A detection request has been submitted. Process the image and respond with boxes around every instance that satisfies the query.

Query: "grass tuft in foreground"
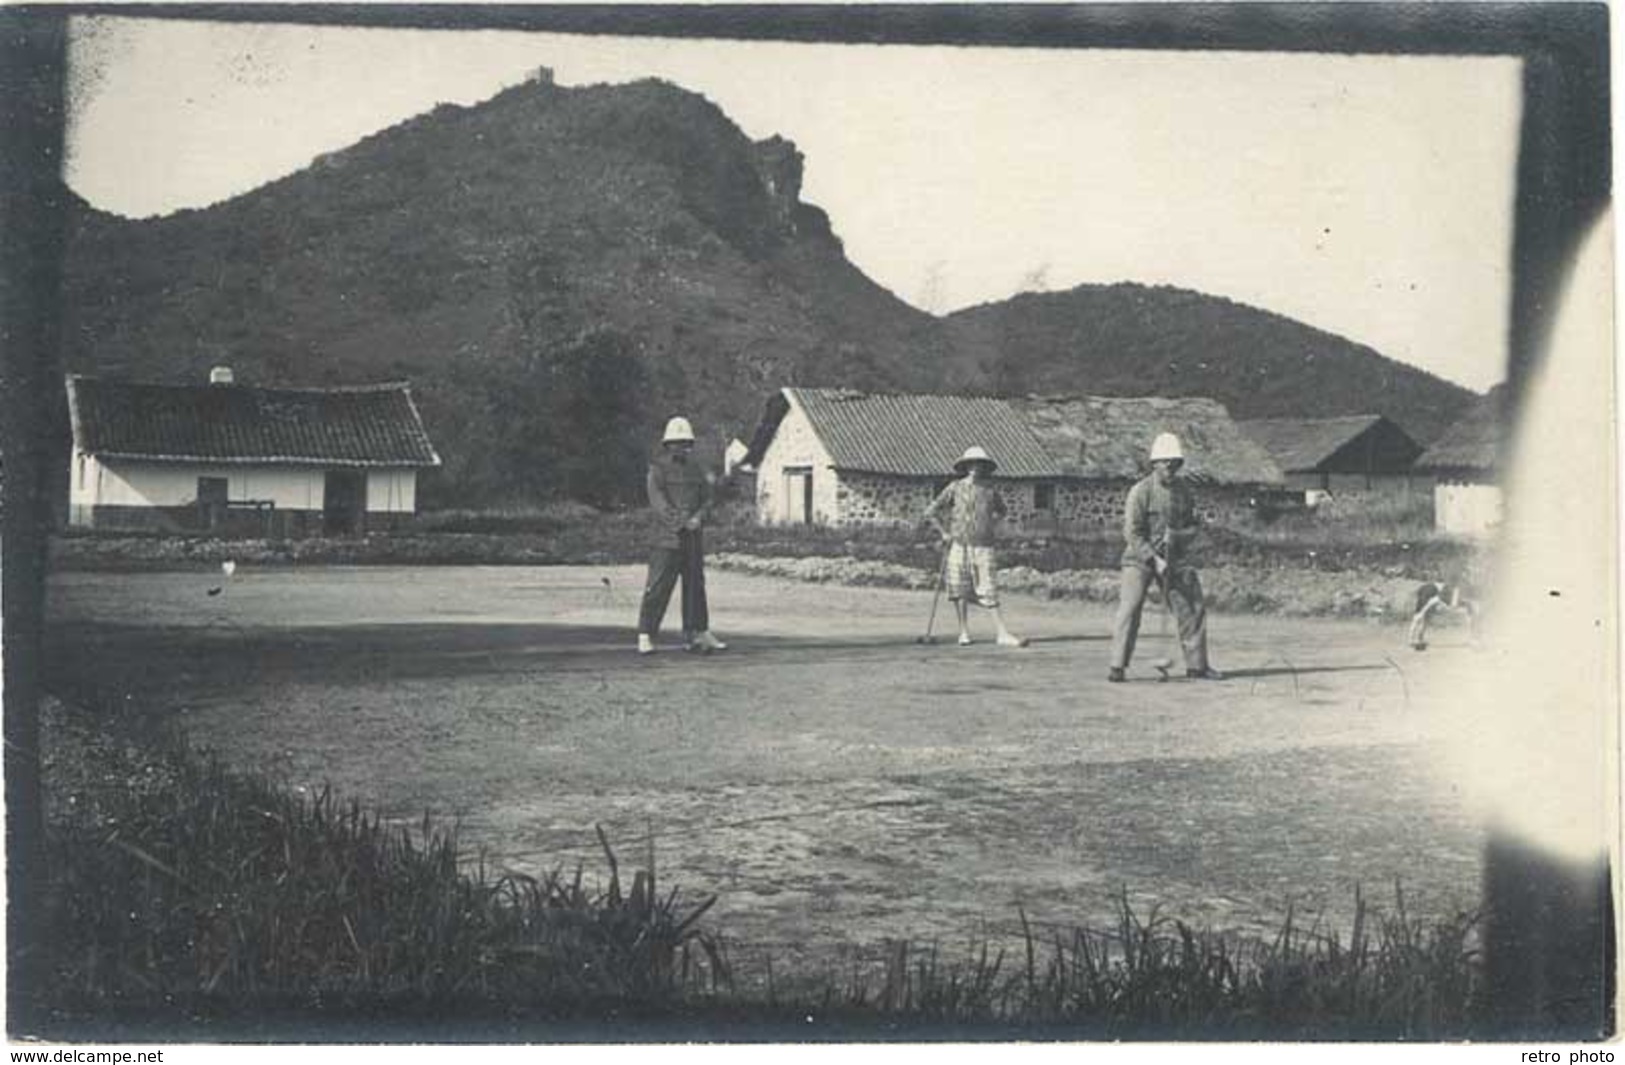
[39,742,726,1027]
[35,708,1482,1038]
[814,888,1479,1037]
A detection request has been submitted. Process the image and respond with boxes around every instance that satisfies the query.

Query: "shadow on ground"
[42,620,1116,705]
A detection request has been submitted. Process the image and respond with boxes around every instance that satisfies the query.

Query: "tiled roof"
[66,375,441,467]
[1238,415,1395,473]
[1414,386,1507,473]
[748,388,1281,485]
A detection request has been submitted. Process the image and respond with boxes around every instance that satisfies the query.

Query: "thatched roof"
[1012,396,1282,484]
[746,388,1282,485]
[1238,415,1421,473]
[66,375,441,467]
[1414,387,1508,474]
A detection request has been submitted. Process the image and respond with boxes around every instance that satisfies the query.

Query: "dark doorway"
[323,470,365,536]
[196,476,228,531]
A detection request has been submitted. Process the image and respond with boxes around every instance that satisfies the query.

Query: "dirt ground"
[44,564,1489,988]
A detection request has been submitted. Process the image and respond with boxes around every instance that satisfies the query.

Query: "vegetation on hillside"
[60,77,1473,510]
[946,284,1474,445]
[461,328,655,506]
[59,78,951,509]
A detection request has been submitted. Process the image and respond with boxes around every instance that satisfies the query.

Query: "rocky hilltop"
[60,73,1474,506]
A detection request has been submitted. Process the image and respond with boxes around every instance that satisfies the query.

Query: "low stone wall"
[831,474,1261,535]
[1058,484,1257,528]
[834,473,939,528]
[1051,482,1123,528]
[1192,487,1265,528]
[709,551,1424,621]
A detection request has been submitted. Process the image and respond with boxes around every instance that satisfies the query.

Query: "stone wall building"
[742,388,1282,535]
[66,369,441,537]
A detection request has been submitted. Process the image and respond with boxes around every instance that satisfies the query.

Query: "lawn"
[44,564,1488,994]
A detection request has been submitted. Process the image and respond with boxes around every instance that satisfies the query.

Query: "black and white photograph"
[2,3,1615,1051]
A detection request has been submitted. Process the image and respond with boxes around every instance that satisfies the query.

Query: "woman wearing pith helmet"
[637,415,727,655]
[1107,432,1221,682]
[924,445,1027,648]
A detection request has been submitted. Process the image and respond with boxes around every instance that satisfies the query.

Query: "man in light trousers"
[637,416,727,655]
[1108,432,1221,682]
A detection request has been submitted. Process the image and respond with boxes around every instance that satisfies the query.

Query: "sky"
[65,16,1522,391]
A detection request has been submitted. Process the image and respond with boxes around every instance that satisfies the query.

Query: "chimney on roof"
[209,366,234,385]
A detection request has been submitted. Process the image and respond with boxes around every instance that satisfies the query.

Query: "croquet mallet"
[917,543,952,645]
[1151,549,1175,680]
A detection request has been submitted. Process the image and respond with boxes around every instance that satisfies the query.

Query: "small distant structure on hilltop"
[65,367,441,537]
[740,387,1282,534]
[1413,386,1509,537]
[1238,414,1427,505]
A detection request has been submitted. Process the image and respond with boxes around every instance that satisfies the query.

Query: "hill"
[58,74,1475,509]
[58,74,961,506]
[945,284,1476,446]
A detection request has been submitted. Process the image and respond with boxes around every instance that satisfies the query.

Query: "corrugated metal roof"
[789,388,1059,477]
[1237,415,1389,473]
[66,375,441,467]
[764,388,1282,485]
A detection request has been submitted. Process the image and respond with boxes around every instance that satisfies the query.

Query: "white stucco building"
[65,369,441,536]
[1414,386,1507,538]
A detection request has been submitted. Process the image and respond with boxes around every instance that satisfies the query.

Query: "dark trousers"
[638,530,709,636]
[1109,563,1209,671]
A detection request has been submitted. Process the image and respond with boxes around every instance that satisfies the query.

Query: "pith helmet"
[953,445,998,473]
[662,416,696,444]
[1149,432,1185,463]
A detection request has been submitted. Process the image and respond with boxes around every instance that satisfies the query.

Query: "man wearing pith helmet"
[924,445,1027,648]
[637,416,727,655]
[1107,432,1221,682]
